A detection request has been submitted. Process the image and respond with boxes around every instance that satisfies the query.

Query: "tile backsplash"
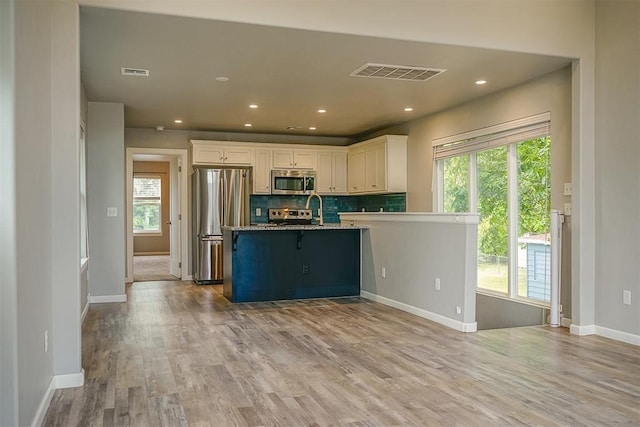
[250,193,406,224]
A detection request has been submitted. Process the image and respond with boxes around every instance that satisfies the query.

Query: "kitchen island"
[222,225,367,303]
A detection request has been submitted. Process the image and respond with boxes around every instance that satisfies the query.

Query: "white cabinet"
[272,149,316,169]
[347,135,407,194]
[192,143,253,165]
[253,149,272,194]
[317,151,347,194]
[347,148,366,192]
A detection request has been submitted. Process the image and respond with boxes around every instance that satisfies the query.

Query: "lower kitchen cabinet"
[223,228,361,302]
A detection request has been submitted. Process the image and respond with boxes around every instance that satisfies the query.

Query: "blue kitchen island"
[222,225,366,303]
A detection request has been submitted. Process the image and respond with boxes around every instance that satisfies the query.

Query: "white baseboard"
[570,323,596,335]
[561,316,572,328]
[89,294,127,304]
[184,274,193,281]
[31,377,56,427]
[595,325,640,346]
[55,369,85,389]
[81,299,90,324]
[361,291,477,333]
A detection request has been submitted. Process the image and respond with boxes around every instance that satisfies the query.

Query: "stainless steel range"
[268,208,313,225]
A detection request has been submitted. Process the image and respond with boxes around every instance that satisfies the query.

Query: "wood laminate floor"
[44,281,640,426]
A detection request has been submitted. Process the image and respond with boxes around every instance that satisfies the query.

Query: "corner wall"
[594,0,640,340]
[87,102,126,299]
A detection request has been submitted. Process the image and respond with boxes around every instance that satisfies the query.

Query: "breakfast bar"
[222,225,366,303]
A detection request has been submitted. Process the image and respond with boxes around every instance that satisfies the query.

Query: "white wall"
[14,2,55,423]
[342,213,478,332]
[0,0,18,424]
[88,102,126,298]
[594,0,640,337]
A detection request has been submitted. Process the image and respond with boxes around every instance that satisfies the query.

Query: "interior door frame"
[125,147,189,282]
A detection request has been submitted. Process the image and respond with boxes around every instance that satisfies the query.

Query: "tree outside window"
[133,176,162,233]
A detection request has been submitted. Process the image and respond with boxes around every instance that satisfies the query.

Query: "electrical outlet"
[456,306,462,315]
[563,182,572,196]
[106,207,118,217]
[302,264,309,275]
[623,290,631,305]
[381,267,386,278]
[256,208,262,216]
[44,330,48,353]
[564,203,572,216]
[435,277,441,291]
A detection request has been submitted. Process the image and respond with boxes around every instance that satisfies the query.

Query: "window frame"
[433,113,552,306]
[132,174,163,236]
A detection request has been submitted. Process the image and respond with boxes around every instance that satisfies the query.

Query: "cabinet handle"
[224,157,228,161]
[372,184,377,188]
[294,162,297,166]
[220,156,224,161]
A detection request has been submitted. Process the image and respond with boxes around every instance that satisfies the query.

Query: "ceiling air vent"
[121,67,150,77]
[350,63,445,82]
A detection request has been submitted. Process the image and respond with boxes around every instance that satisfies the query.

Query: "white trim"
[89,294,127,303]
[31,377,55,427]
[594,326,640,346]
[80,299,90,324]
[339,212,479,224]
[126,148,189,283]
[134,251,170,256]
[561,316,572,328]
[361,291,477,333]
[570,323,596,335]
[55,369,85,389]
[433,112,551,146]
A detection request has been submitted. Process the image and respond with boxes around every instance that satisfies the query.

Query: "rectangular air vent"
[121,67,150,77]
[350,63,445,82]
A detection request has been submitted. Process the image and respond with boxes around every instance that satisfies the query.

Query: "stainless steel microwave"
[271,170,316,195]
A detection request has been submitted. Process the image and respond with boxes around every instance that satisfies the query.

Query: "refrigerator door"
[198,236,223,282]
[195,168,224,237]
[222,168,251,227]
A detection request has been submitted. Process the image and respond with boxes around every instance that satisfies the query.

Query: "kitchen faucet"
[305,191,323,226]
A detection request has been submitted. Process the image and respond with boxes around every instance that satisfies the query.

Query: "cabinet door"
[316,151,333,193]
[348,149,365,193]
[253,149,272,194]
[272,150,294,168]
[223,147,253,165]
[293,150,316,169]
[364,145,377,191]
[332,151,348,193]
[373,142,387,191]
[193,145,224,164]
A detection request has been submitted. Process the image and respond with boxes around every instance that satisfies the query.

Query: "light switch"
[107,207,118,217]
[563,183,572,196]
[256,208,262,217]
[564,203,572,216]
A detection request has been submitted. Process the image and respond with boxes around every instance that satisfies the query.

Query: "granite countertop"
[223,224,369,231]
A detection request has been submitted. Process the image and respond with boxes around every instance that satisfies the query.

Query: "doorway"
[125,148,189,283]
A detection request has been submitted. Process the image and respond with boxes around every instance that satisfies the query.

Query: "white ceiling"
[80,7,572,138]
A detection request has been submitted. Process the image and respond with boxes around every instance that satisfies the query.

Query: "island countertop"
[222,224,369,231]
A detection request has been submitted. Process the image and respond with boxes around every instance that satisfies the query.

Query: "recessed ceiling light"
[215,76,229,82]
[249,104,258,109]
[174,119,183,124]
[317,109,326,113]
[475,80,487,85]
[244,123,252,127]
[404,107,414,112]
[309,127,317,130]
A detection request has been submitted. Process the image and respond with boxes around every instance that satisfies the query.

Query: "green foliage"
[133,203,160,231]
[441,137,551,258]
[477,147,508,257]
[443,155,469,212]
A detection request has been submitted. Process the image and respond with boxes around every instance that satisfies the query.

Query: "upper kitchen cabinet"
[253,148,272,194]
[347,135,407,194]
[191,141,253,165]
[272,149,316,169]
[316,150,348,194]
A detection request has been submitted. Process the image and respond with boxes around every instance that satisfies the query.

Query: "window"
[434,113,551,304]
[133,175,162,234]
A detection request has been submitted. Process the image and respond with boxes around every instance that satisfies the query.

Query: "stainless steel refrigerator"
[192,167,251,284]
